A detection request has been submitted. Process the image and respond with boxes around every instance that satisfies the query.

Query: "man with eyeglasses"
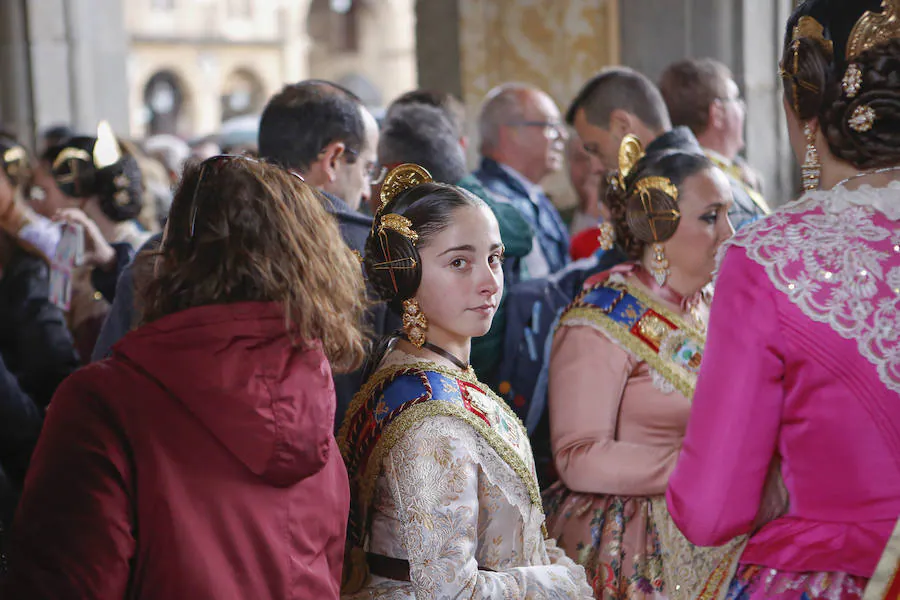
[659,58,770,229]
[474,83,571,280]
[257,80,381,252]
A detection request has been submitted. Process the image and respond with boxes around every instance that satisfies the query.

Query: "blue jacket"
[474,158,570,275]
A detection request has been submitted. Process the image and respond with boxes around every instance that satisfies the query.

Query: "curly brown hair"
[604,150,713,261]
[140,156,368,373]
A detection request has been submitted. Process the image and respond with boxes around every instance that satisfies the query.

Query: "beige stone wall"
[125,0,416,139]
[458,0,620,211]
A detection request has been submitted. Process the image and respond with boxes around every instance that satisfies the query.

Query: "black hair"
[258,80,366,172]
[566,66,672,132]
[782,1,900,169]
[378,104,468,184]
[361,181,486,380]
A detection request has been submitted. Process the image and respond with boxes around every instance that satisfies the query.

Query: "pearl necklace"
[832,165,900,189]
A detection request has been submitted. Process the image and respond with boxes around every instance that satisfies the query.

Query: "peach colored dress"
[543,264,742,600]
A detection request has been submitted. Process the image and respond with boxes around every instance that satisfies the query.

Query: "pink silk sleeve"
[666,246,786,547]
[549,324,681,496]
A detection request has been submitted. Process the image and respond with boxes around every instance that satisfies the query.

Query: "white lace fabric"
[721,183,900,393]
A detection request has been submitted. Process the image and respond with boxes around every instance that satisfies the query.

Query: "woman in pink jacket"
[667,2,900,599]
[2,156,368,599]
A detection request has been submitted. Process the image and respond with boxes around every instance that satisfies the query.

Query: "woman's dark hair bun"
[822,39,900,169]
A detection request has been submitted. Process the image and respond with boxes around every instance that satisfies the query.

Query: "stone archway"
[143,69,190,136]
[220,68,266,122]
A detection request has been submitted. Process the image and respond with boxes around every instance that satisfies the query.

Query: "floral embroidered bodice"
[339,350,592,599]
[723,182,900,393]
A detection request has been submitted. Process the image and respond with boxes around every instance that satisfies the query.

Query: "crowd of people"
[0,0,897,598]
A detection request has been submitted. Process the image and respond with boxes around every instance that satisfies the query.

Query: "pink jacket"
[667,186,900,577]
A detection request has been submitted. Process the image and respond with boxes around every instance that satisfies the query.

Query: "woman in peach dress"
[542,134,748,600]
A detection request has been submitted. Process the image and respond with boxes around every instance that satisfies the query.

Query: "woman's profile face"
[663,167,734,289]
[415,203,504,348]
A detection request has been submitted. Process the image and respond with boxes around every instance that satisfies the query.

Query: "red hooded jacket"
[3,302,349,599]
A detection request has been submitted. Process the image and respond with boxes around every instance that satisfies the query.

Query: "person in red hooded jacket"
[2,155,369,599]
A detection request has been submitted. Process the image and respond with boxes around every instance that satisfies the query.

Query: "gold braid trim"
[558,281,706,400]
[338,360,546,543]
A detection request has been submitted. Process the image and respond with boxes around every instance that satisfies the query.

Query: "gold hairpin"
[635,176,679,202]
[794,16,833,59]
[616,135,644,190]
[615,135,679,202]
[847,0,900,60]
[378,163,433,211]
[378,213,418,242]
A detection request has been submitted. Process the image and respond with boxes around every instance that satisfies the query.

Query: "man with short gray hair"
[474,83,570,277]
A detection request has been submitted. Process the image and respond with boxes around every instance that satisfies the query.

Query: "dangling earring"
[597,222,616,251]
[801,122,821,191]
[649,243,670,287]
[402,298,428,348]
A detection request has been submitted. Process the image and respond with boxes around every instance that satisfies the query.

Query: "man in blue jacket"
[474,83,571,280]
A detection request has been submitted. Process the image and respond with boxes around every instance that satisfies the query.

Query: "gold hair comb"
[847,0,900,60]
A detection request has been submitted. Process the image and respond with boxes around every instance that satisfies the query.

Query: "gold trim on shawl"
[864,518,900,600]
[559,280,705,400]
[559,279,749,600]
[338,360,545,547]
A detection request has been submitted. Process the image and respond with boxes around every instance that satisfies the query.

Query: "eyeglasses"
[717,96,746,110]
[344,147,387,184]
[187,154,305,238]
[505,120,568,141]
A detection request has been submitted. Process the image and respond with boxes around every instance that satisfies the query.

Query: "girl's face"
[415,203,504,350]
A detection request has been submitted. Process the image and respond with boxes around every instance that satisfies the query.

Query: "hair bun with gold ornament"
[42,121,144,222]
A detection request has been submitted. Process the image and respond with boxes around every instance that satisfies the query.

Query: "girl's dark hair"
[782,0,900,168]
[604,150,713,261]
[361,181,486,379]
[363,181,485,313]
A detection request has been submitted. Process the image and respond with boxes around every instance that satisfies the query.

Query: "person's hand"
[53,208,116,270]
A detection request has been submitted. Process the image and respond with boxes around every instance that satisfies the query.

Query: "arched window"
[220,69,265,122]
[307,0,361,54]
[143,70,184,135]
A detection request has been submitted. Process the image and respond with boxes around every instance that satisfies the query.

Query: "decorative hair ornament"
[613,135,681,286]
[778,16,833,113]
[371,163,433,294]
[93,121,121,169]
[378,213,418,242]
[842,63,863,98]
[401,298,428,348]
[846,0,900,60]
[801,122,822,191]
[849,105,877,132]
[2,144,30,187]
[597,221,616,251]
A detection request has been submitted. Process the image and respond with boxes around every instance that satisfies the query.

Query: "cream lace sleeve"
[383,416,592,600]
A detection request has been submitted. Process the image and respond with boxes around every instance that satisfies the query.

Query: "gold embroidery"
[338,360,547,546]
[560,282,706,400]
[638,314,674,347]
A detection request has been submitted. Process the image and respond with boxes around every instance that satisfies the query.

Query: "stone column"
[0,0,130,144]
